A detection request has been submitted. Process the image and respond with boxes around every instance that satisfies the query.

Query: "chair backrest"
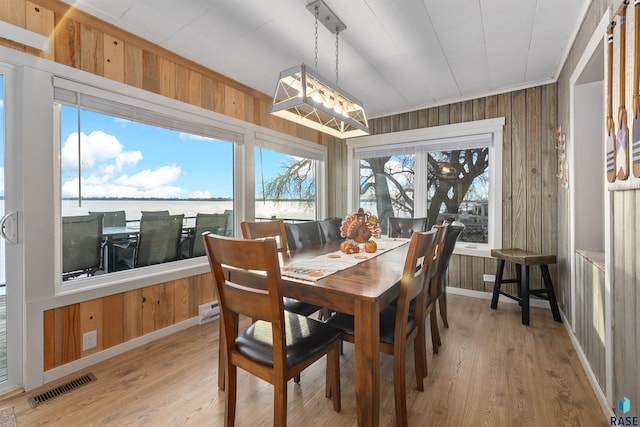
[428,223,449,296]
[241,220,288,253]
[62,214,104,279]
[135,214,184,267]
[190,213,229,257]
[435,221,465,298]
[319,217,344,243]
[393,229,438,344]
[284,221,323,250]
[141,210,170,216]
[388,216,428,238]
[203,233,286,361]
[89,210,126,227]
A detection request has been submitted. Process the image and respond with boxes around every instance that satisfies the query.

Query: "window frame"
[51,74,327,294]
[346,118,504,257]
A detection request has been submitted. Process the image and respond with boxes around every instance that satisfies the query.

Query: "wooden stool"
[490,248,562,325]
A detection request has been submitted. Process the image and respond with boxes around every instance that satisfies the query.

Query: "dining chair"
[203,233,342,426]
[89,210,133,271]
[388,216,428,238]
[240,220,320,317]
[284,221,323,250]
[62,214,104,280]
[326,229,438,427]
[140,210,170,216]
[431,221,465,334]
[318,217,344,243]
[121,214,184,268]
[423,223,449,359]
[182,213,228,258]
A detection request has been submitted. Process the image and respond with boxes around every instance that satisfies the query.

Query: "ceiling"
[60,0,590,119]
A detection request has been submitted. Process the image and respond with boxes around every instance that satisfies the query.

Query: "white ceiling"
[61,0,590,119]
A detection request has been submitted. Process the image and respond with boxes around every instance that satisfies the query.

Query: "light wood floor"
[0,295,606,426]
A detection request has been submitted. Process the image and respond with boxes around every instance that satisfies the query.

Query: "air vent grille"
[28,373,96,408]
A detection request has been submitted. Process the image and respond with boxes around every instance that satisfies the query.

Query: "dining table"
[221,238,410,426]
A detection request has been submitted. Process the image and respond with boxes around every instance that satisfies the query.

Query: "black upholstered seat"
[237,311,343,367]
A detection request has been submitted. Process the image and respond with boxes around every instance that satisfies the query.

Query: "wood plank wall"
[1,0,343,370]
[368,85,558,293]
[555,0,638,409]
[612,190,640,410]
[575,252,606,391]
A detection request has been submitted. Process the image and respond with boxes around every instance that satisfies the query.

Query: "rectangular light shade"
[271,64,369,138]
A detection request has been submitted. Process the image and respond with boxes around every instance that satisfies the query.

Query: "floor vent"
[28,373,96,408]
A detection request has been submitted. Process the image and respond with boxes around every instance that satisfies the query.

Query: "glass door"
[0,64,23,393]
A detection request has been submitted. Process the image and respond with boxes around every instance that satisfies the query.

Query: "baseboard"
[447,286,614,421]
[43,317,201,385]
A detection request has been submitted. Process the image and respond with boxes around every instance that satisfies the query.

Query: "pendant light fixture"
[270,0,369,138]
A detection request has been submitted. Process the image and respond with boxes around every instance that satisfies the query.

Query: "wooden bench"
[489,248,562,325]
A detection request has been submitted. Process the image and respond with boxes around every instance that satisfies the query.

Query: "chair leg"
[393,353,408,427]
[294,373,301,383]
[218,322,226,391]
[430,310,441,354]
[439,290,449,328]
[414,336,425,391]
[326,343,341,412]
[273,377,288,427]
[224,364,237,427]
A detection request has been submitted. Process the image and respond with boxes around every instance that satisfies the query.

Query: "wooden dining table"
[220,239,410,426]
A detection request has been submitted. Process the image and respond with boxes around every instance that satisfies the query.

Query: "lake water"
[62,199,316,222]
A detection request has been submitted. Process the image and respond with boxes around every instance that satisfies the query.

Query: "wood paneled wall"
[43,273,215,370]
[612,190,640,410]
[575,252,606,391]
[368,85,558,293]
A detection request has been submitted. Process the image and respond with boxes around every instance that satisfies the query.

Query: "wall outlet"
[483,274,496,283]
[198,302,220,325]
[82,330,97,351]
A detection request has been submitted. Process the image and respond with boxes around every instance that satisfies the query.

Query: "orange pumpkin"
[364,240,377,253]
[340,241,351,252]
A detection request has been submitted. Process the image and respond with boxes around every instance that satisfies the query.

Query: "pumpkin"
[364,240,377,253]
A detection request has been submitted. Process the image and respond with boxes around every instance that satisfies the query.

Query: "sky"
[59,106,292,200]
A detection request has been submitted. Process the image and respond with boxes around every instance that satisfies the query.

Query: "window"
[348,118,503,256]
[254,146,318,222]
[253,131,326,223]
[55,79,238,282]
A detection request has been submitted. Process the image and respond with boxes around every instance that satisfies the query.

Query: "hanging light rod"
[271,0,369,139]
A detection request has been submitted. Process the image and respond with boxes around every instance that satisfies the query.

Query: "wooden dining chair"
[240,220,320,317]
[424,223,449,359]
[431,221,465,332]
[326,229,438,427]
[203,233,342,426]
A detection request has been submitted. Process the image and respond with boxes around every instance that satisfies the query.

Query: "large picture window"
[254,146,317,222]
[56,87,237,282]
[349,118,503,255]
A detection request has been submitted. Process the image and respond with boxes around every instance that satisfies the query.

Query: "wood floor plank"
[1,295,606,426]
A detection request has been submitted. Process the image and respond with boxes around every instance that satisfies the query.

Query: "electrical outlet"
[198,302,220,325]
[82,330,97,351]
[483,274,496,283]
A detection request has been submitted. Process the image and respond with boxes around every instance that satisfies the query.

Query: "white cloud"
[61,131,142,173]
[60,130,185,198]
[189,190,211,198]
